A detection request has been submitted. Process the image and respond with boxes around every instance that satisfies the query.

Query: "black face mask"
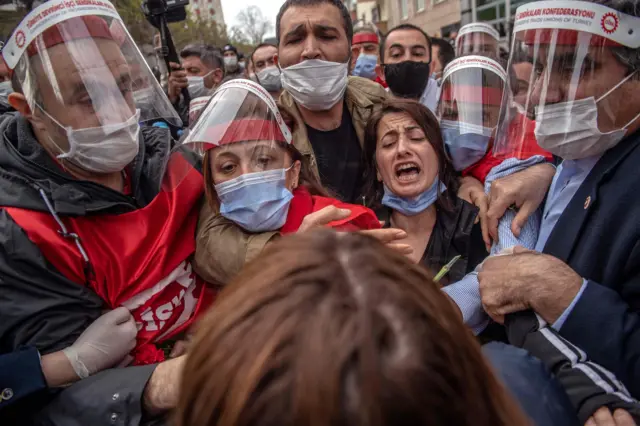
[384,61,431,99]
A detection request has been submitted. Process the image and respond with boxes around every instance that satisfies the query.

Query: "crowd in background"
[0,0,640,425]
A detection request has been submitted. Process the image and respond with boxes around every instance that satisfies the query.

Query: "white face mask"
[280,59,349,111]
[257,66,282,93]
[41,107,141,174]
[535,71,640,160]
[224,56,238,70]
[187,70,214,98]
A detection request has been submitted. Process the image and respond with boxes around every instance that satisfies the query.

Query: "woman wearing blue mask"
[362,99,488,284]
[189,80,404,285]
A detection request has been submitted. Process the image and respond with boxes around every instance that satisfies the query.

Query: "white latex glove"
[63,307,137,378]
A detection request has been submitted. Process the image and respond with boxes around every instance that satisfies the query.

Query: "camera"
[142,0,190,26]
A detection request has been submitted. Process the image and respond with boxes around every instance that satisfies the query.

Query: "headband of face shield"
[437,57,506,171]
[3,9,181,131]
[455,23,501,57]
[182,80,295,232]
[492,0,640,161]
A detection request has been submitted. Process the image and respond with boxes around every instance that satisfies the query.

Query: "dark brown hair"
[362,98,459,210]
[176,230,530,426]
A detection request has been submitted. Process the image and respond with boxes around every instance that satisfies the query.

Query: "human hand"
[360,227,413,257]
[478,246,582,324]
[487,163,556,240]
[585,408,637,426]
[297,205,352,232]
[63,307,137,379]
[458,176,491,250]
[167,62,188,104]
[143,356,186,415]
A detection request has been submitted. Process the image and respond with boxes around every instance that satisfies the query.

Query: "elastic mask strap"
[596,70,638,104]
[595,70,640,131]
[35,103,74,158]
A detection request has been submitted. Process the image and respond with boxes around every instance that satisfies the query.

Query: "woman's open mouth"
[395,162,421,182]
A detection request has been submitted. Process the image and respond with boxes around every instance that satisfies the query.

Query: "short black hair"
[251,42,277,64]
[276,0,353,46]
[380,24,432,63]
[180,44,224,70]
[431,37,455,70]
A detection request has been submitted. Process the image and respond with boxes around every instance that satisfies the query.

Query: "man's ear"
[351,46,361,69]
[375,64,385,82]
[212,68,224,86]
[8,92,32,117]
[290,159,302,189]
[10,92,48,131]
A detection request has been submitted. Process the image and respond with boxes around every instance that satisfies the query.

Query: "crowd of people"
[0,0,639,425]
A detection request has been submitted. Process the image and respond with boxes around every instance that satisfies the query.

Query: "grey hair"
[180,44,224,71]
[583,0,640,72]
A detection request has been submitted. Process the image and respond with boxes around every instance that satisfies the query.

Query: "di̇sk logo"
[15,30,26,48]
[601,12,619,35]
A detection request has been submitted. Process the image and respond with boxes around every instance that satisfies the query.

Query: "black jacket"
[382,194,488,284]
[507,129,640,422]
[0,112,176,425]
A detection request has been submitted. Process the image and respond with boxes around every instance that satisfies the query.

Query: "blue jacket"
[0,347,47,410]
[507,129,640,422]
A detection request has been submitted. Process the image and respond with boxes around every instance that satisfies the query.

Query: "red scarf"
[280,187,380,233]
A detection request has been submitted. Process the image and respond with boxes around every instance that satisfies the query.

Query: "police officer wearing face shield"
[0,6,209,425]
[470,0,640,422]
[274,0,388,204]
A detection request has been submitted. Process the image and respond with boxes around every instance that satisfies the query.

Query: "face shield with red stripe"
[493,0,640,161]
[171,79,298,232]
[455,23,501,58]
[436,55,507,171]
[2,0,181,173]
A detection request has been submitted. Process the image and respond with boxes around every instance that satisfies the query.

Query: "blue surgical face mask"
[440,119,493,171]
[215,167,294,232]
[382,179,446,216]
[352,54,378,80]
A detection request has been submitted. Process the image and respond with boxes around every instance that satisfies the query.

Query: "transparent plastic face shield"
[437,56,507,131]
[455,23,501,57]
[179,79,293,187]
[188,96,212,128]
[437,56,506,168]
[2,0,181,131]
[492,0,640,158]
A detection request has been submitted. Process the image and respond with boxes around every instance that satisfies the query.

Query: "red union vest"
[5,157,214,365]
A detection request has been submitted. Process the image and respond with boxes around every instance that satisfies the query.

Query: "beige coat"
[193,77,389,285]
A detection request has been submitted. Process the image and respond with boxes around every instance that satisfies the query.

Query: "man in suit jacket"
[478,0,640,423]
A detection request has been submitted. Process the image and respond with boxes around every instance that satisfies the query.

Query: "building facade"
[386,0,461,38]
[459,0,535,41]
[189,0,225,26]
[365,0,535,42]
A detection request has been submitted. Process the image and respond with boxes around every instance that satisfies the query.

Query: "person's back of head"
[176,230,530,426]
[430,37,455,75]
